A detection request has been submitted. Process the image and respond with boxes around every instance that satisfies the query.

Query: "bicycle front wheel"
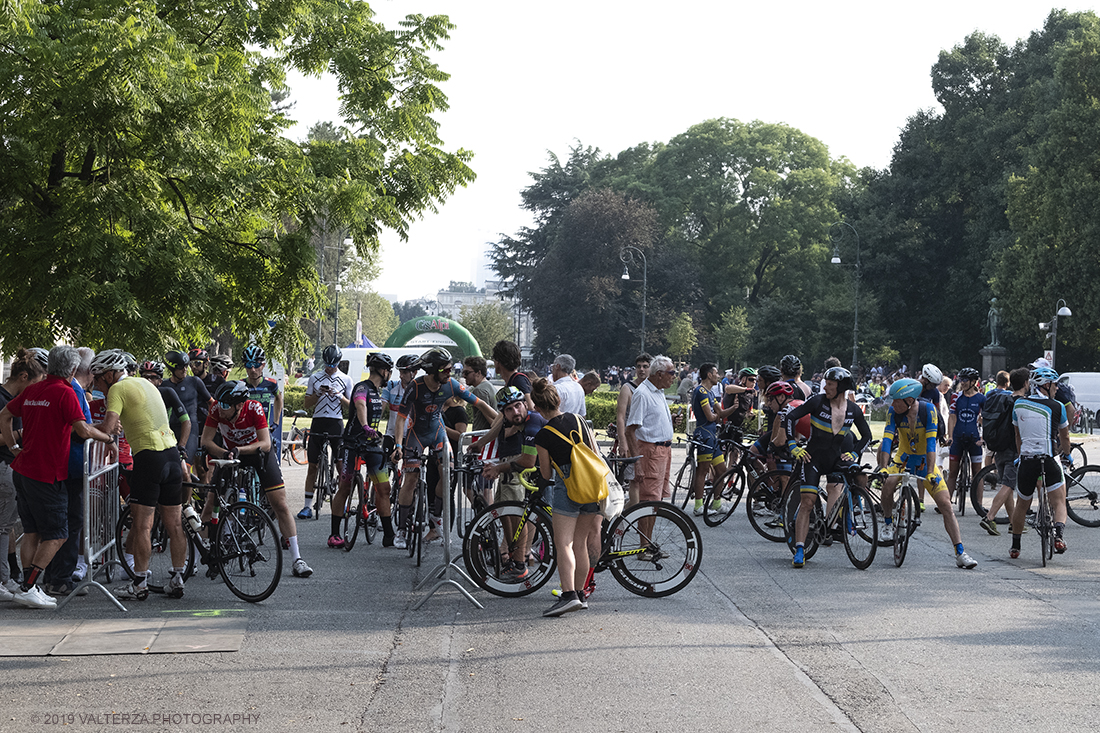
[364,480,379,545]
[216,501,283,602]
[1065,465,1100,527]
[115,505,196,593]
[1037,491,1052,567]
[313,450,330,518]
[289,429,308,465]
[670,458,695,511]
[1072,442,1088,468]
[893,488,916,568]
[783,484,821,560]
[842,486,878,569]
[341,484,359,552]
[702,466,744,526]
[462,501,557,597]
[745,470,790,542]
[955,460,969,515]
[970,465,1008,522]
[607,501,702,598]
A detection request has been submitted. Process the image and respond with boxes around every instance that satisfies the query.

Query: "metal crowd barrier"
[57,438,125,611]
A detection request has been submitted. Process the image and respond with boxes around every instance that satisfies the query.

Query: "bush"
[284,385,306,415]
[585,391,619,430]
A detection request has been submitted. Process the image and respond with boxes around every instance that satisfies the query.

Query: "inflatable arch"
[383,316,482,360]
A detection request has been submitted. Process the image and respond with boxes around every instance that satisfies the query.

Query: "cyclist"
[1008,366,1071,559]
[329,352,395,548]
[383,354,419,438]
[783,367,872,569]
[748,365,785,470]
[207,355,232,393]
[392,348,497,549]
[945,367,985,504]
[780,354,812,399]
[163,350,213,466]
[240,345,284,476]
[690,363,738,516]
[187,349,212,426]
[722,367,757,427]
[876,378,978,569]
[201,381,313,578]
[139,362,190,462]
[299,345,350,520]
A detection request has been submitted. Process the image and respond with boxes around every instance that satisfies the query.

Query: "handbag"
[543,422,609,505]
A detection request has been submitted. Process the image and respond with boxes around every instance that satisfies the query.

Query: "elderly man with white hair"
[550,353,586,416]
[625,354,677,505]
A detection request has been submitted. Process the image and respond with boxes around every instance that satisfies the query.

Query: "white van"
[1061,372,1100,413]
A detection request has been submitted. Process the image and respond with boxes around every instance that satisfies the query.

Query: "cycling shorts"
[692,430,724,466]
[403,428,446,469]
[798,452,858,494]
[129,447,184,507]
[949,433,982,460]
[338,444,389,484]
[1015,455,1065,501]
[307,417,344,464]
[885,453,945,494]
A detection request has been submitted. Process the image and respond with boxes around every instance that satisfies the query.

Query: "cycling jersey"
[949,391,985,438]
[105,376,175,455]
[166,375,212,459]
[204,399,268,450]
[382,377,412,437]
[691,385,721,437]
[306,369,351,420]
[498,411,547,458]
[783,394,871,493]
[343,379,386,451]
[398,377,481,449]
[1013,395,1067,457]
[881,400,944,490]
[157,384,189,441]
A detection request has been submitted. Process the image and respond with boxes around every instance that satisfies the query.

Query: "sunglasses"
[217,400,235,410]
[663,370,677,376]
[244,361,263,369]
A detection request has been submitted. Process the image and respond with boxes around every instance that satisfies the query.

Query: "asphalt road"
[3,440,1100,733]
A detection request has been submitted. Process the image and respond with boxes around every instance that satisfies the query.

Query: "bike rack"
[413,434,485,610]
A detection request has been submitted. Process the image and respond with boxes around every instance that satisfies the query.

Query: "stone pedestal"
[980,346,1007,379]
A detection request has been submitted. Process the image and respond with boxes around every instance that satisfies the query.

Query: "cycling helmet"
[396,354,419,371]
[139,360,164,378]
[242,345,265,367]
[886,378,922,401]
[28,347,49,367]
[322,344,342,367]
[164,350,189,371]
[188,348,208,362]
[209,354,233,373]
[119,351,138,373]
[823,366,855,393]
[920,363,943,384]
[215,380,250,407]
[1029,366,1059,390]
[779,355,802,375]
[757,365,781,384]
[90,350,129,376]
[764,381,795,398]
[738,367,758,378]
[958,367,980,381]
[495,386,526,410]
[367,352,394,372]
[419,347,452,373]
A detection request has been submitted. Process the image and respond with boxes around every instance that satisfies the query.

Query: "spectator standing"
[551,354,586,416]
[625,355,676,504]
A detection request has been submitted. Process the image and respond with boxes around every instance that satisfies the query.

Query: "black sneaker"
[543,592,583,617]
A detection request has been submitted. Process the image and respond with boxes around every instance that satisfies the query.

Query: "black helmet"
[209,354,233,373]
[824,366,855,393]
[419,347,452,373]
[140,360,164,378]
[495,386,526,410]
[780,355,802,376]
[396,354,419,371]
[958,367,980,381]
[165,350,189,371]
[757,365,781,384]
[322,344,342,367]
[215,380,250,407]
[368,352,394,371]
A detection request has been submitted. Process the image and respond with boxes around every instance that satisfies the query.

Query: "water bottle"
[238,484,247,504]
[183,506,203,534]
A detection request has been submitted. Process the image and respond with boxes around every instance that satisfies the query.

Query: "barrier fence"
[56,438,125,611]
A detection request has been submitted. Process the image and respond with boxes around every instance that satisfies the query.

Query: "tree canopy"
[0,0,473,359]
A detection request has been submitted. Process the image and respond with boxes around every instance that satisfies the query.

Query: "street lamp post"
[1040,299,1073,370]
[333,237,350,346]
[829,222,861,372]
[620,245,647,355]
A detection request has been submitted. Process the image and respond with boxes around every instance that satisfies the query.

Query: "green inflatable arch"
[383,316,482,360]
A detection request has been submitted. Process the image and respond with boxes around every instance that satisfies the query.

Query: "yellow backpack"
[543,421,610,505]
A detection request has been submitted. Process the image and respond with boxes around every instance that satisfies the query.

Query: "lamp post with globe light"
[829,221,861,372]
[620,245,647,355]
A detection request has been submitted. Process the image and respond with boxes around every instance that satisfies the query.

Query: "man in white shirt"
[551,354,586,417]
[626,354,676,504]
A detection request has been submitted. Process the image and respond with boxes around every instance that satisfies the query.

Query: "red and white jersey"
[204,399,268,449]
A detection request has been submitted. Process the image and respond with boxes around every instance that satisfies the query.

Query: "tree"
[0,0,473,357]
[667,313,698,361]
[715,305,750,368]
[333,290,399,348]
[393,301,428,325]
[459,302,513,357]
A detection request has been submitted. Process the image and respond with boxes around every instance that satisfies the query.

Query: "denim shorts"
[13,471,69,541]
[550,474,600,518]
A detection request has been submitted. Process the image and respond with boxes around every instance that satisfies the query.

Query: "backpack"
[543,419,610,505]
[982,391,1017,453]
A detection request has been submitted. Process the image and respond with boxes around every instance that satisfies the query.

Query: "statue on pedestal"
[987,298,1002,347]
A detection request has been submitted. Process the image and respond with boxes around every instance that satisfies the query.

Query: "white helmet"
[90,349,129,376]
[920,363,943,384]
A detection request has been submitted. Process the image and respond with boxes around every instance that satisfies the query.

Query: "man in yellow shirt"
[98,353,188,601]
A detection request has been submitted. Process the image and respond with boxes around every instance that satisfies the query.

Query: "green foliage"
[284,385,307,415]
[393,300,429,325]
[330,289,399,348]
[667,313,697,360]
[458,302,513,357]
[0,0,473,357]
[715,305,749,367]
[584,391,619,431]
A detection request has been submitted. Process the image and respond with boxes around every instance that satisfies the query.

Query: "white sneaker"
[13,585,58,609]
[2,579,18,594]
[71,560,88,582]
[880,524,895,542]
[292,558,313,578]
[0,583,14,602]
[393,531,407,549]
[956,551,977,569]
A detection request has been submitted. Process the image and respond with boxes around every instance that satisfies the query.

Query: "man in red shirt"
[0,346,113,609]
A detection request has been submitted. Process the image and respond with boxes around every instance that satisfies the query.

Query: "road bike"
[782,462,879,569]
[971,458,1100,527]
[309,431,341,519]
[463,467,701,598]
[341,454,383,551]
[871,467,924,567]
[281,410,309,466]
[702,429,764,527]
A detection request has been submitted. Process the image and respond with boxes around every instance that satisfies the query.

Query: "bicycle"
[873,468,924,567]
[462,467,701,598]
[453,450,489,539]
[309,431,341,519]
[116,458,283,601]
[782,463,879,569]
[702,430,763,527]
[341,455,381,551]
[1064,463,1100,527]
[281,410,309,466]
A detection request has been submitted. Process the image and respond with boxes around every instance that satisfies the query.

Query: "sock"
[381,515,393,535]
[398,503,412,531]
[955,543,964,555]
[795,543,804,550]
[1011,533,1022,550]
[9,553,18,581]
[1055,521,1065,536]
[884,517,893,526]
[331,515,342,538]
[288,535,301,561]
[694,498,703,508]
[136,570,149,588]
[22,566,43,591]
[302,492,313,510]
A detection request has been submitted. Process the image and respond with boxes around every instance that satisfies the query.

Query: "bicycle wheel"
[1065,465,1100,527]
[1071,442,1088,468]
[289,428,308,465]
[782,484,821,560]
[115,505,196,593]
[363,477,379,545]
[745,470,790,542]
[408,479,423,561]
[893,488,916,567]
[841,486,878,569]
[969,465,1008,522]
[670,457,695,511]
[1037,490,1051,567]
[462,501,557,597]
[607,501,702,598]
[702,466,744,526]
[341,481,360,552]
[956,460,969,515]
[313,449,330,518]
[215,501,283,602]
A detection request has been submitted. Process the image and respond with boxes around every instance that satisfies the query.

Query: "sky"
[283,1,1099,302]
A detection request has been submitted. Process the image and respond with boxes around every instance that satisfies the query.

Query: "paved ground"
[3,438,1100,732]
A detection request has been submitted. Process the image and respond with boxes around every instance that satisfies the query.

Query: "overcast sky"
[283,1,1098,301]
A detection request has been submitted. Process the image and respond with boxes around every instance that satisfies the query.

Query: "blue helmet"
[886,378,922,401]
